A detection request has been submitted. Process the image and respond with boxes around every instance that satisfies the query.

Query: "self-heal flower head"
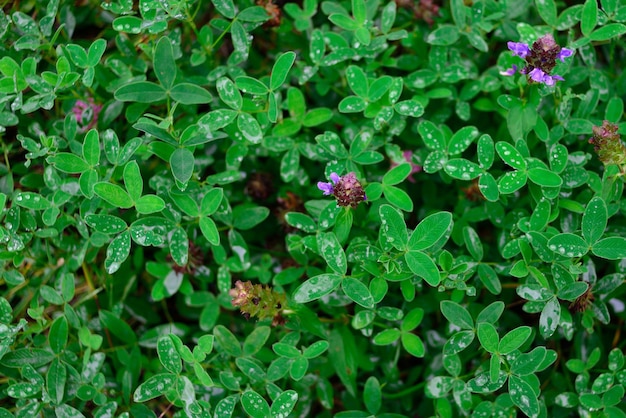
[502,34,573,86]
[318,172,366,208]
[229,280,287,326]
[589,120,626,166]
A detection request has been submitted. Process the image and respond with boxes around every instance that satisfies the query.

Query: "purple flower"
[318,172,367,208]
[507,42,530,58]
[317,172,340,195]
[72,98,102,132]
[528,68,548,83]
[529,68,564,86]
[317,182,334,195]
[503,34,573,86]
[549,74,564,84]
[557,48,573,62]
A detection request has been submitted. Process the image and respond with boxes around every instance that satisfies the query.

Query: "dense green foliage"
[1,0,626,416]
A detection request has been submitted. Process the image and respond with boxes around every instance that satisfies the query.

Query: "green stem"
[211,19,234,51]
[187,16,212,58]
[183,2,213,58]
[0,135,11,172]
[382,381,426,399]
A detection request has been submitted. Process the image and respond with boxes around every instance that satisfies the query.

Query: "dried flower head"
[589,120,626,166]
[396,0,440,25]
[569,286,594,313]
[229,280,287,326]
[245,172,274,200]
[502,34,573,86]
[229,280,255,307]
[169,241,205,275]
[275,191,305,232]
[462,179,484,201]
[257,0,281,27]
[317,172,367,208]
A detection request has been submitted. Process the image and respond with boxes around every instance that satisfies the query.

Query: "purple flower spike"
[317,181,334,195]
[318,172,366,208]
[557,48,573,62]
[500,65,518,76]
[507,41,530,58]
[507,34,570,86]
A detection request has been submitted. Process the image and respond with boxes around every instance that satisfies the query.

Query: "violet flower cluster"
[502,34,573,86]
[317,172,367,208]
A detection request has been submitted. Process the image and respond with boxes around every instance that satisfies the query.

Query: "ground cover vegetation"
[1,0,626,416]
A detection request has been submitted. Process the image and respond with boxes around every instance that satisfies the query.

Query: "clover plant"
[1,0,625,417]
